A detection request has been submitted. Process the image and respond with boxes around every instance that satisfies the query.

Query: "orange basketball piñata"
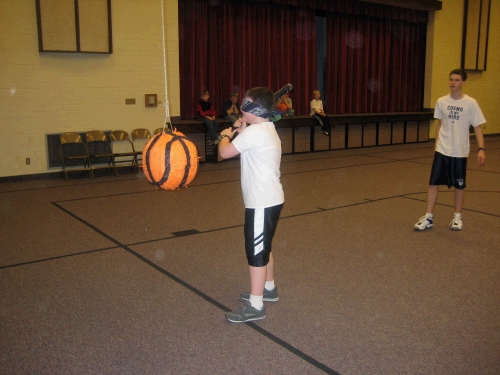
[142,131,199,190]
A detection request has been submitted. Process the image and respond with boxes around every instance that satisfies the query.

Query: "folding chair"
[131,128,151,167]
[85,130,118,177]
[109,130,139,172]
[60,132,93,180]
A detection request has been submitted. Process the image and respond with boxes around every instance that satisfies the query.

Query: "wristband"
[218,134,230,141]
[478,147,485,151]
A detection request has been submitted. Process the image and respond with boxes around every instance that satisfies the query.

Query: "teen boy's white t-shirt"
[434,94,486,157]
[231,122,284,209]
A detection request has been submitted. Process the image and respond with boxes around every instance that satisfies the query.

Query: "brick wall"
[0,0,180,177]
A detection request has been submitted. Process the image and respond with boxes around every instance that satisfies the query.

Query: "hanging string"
[160,0,172,133]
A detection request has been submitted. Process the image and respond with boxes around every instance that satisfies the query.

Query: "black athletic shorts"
[244,204,283,267]
[429,151,467,189]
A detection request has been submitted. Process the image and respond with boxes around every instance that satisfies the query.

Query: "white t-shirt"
[310,99,323,116]
[434,94,486,157]
[232,122,284,209]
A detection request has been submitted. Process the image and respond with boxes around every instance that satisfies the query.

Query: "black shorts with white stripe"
[244,204,283,267]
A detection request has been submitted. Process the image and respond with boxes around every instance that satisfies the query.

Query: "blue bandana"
[241,98,273,119]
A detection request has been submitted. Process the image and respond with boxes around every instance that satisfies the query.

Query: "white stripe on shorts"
[253,208,265,256]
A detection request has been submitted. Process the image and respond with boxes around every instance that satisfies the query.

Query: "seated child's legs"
[199,117,218,142]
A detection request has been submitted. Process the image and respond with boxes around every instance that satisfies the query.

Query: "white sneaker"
[450,214,463,231]
[414,214,433,231]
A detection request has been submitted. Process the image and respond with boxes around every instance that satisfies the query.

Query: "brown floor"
[1,135,499,375]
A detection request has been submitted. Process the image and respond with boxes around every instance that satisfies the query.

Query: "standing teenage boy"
[218,87,284,323]
[414,69,486,231]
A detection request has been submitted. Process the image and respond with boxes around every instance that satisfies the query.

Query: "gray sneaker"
[240,287,279,302]
[450,214,463,231]
[225,301,266,323]
[414,214,433,231]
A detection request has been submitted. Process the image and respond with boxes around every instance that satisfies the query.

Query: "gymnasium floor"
[1,135,499,375]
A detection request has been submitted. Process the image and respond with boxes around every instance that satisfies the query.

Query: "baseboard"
[0,171,62,183]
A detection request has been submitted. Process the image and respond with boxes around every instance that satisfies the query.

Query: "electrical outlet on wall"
[26,158,31,165]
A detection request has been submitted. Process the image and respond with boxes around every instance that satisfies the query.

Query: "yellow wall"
[425,0,500,137]
[0,0,180,177]
[0,0,498,178]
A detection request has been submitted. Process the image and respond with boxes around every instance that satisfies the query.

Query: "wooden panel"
[78,0,110,52]
[363,123,377,147]
[405,121,418,143]
[477,0,490,69]
[277,128,293,154]
[313,126,329,151]
[418,121,430,142]
[36,0,111,53]
[185,133,205,162]
[294,127,311,153]
[392,122,405,144]
[378,122,391,145]
[464,0,480,69]
[331,125,345,149]
[462,0,491,71]
[347,124,362,148]
[37,0,77,51]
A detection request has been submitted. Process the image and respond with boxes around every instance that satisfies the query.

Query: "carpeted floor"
[1,135,499,375]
